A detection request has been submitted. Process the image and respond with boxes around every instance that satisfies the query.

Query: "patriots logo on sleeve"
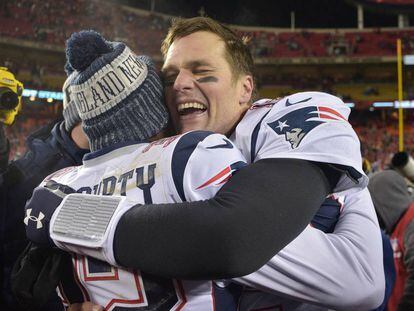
[196,161,246,190]
[268,106,346,149]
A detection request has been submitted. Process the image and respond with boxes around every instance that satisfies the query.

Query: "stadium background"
[2,0,414,172]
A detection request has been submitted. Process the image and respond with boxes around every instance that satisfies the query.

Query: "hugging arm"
[114,158,334,279]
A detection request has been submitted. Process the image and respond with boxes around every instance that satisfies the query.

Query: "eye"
[193,69,211,75]
[193,66,212,75]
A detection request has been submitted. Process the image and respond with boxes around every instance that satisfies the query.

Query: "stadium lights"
[371,101,414,109]
[373,102,394,108]
[394,100,414,109]
[19,90,414,110]
[403,55,414,65]
[22,88,63,101]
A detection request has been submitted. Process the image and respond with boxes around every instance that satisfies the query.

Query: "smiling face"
[162,31,253,135]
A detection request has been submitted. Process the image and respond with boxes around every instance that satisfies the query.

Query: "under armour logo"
[24,208,45,229]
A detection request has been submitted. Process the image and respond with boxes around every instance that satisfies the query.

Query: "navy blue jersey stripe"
[250,111,271,163]
[310,196,341,233]
[329,163,363,184]
[45,180,76,194]
[230,161,248,176]
[171,131,214,201]
[213,282,243,311]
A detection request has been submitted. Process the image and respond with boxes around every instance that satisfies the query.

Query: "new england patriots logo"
[268,106,346,149]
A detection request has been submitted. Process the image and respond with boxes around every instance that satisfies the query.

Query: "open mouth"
[177,102,207,116]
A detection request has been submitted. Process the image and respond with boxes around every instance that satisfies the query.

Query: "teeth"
[177,102,207,112]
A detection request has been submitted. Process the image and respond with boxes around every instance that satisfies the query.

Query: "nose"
[173,70,194,92]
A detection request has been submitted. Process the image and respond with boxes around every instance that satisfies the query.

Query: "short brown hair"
[161,17,255,87]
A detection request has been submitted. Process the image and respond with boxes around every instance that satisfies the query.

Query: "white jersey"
[229,92,383,310]
[40,131,247,311]
[231,92,368,195]
[47,91,381,310]
[234,189,384,310]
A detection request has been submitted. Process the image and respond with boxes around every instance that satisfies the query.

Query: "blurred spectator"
[364,86,380,96]
[369,170,414,311]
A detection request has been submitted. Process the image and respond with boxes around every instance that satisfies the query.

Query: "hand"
[68,302,103,311]
[11,242,67,310]
[310,196,341,233]
[24,187,64,246]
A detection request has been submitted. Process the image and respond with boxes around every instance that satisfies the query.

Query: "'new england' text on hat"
[71,46,148,121]
[66,30,168,151]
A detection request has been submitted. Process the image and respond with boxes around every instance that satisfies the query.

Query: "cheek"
[219,91,240,115]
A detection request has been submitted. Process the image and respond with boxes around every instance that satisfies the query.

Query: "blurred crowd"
[0,0,169,55]
[240,29,414,58]
[351,110,414,173]
[2,0,414,61]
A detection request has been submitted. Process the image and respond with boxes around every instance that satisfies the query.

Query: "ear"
[239,75,254,105]
[71,123,90,149]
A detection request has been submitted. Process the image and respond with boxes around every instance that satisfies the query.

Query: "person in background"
[0,67,23,172]
[0,68,89,310]
[369,170,414,311]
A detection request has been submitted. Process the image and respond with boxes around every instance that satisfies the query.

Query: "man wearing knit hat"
[1,70,89,310]
[64,30,169,151]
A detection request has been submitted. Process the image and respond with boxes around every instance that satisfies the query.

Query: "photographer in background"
[0,67,23,172]
[0,68,90,310]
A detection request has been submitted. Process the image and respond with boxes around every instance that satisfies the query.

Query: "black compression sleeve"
[114,158,330,279]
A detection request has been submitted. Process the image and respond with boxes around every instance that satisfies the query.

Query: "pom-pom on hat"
[66,30,168,151]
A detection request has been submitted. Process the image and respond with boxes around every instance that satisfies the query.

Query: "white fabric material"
[232,92,368,195]
[234,190,384,310]
[229,92,383,310]
[43,131,246,310]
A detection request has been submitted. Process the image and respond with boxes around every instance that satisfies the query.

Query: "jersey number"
[59,164,186,310]
[71,256,186,310]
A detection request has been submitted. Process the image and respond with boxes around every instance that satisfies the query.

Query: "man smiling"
[155,20,383,309]
[162,30,253,136]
